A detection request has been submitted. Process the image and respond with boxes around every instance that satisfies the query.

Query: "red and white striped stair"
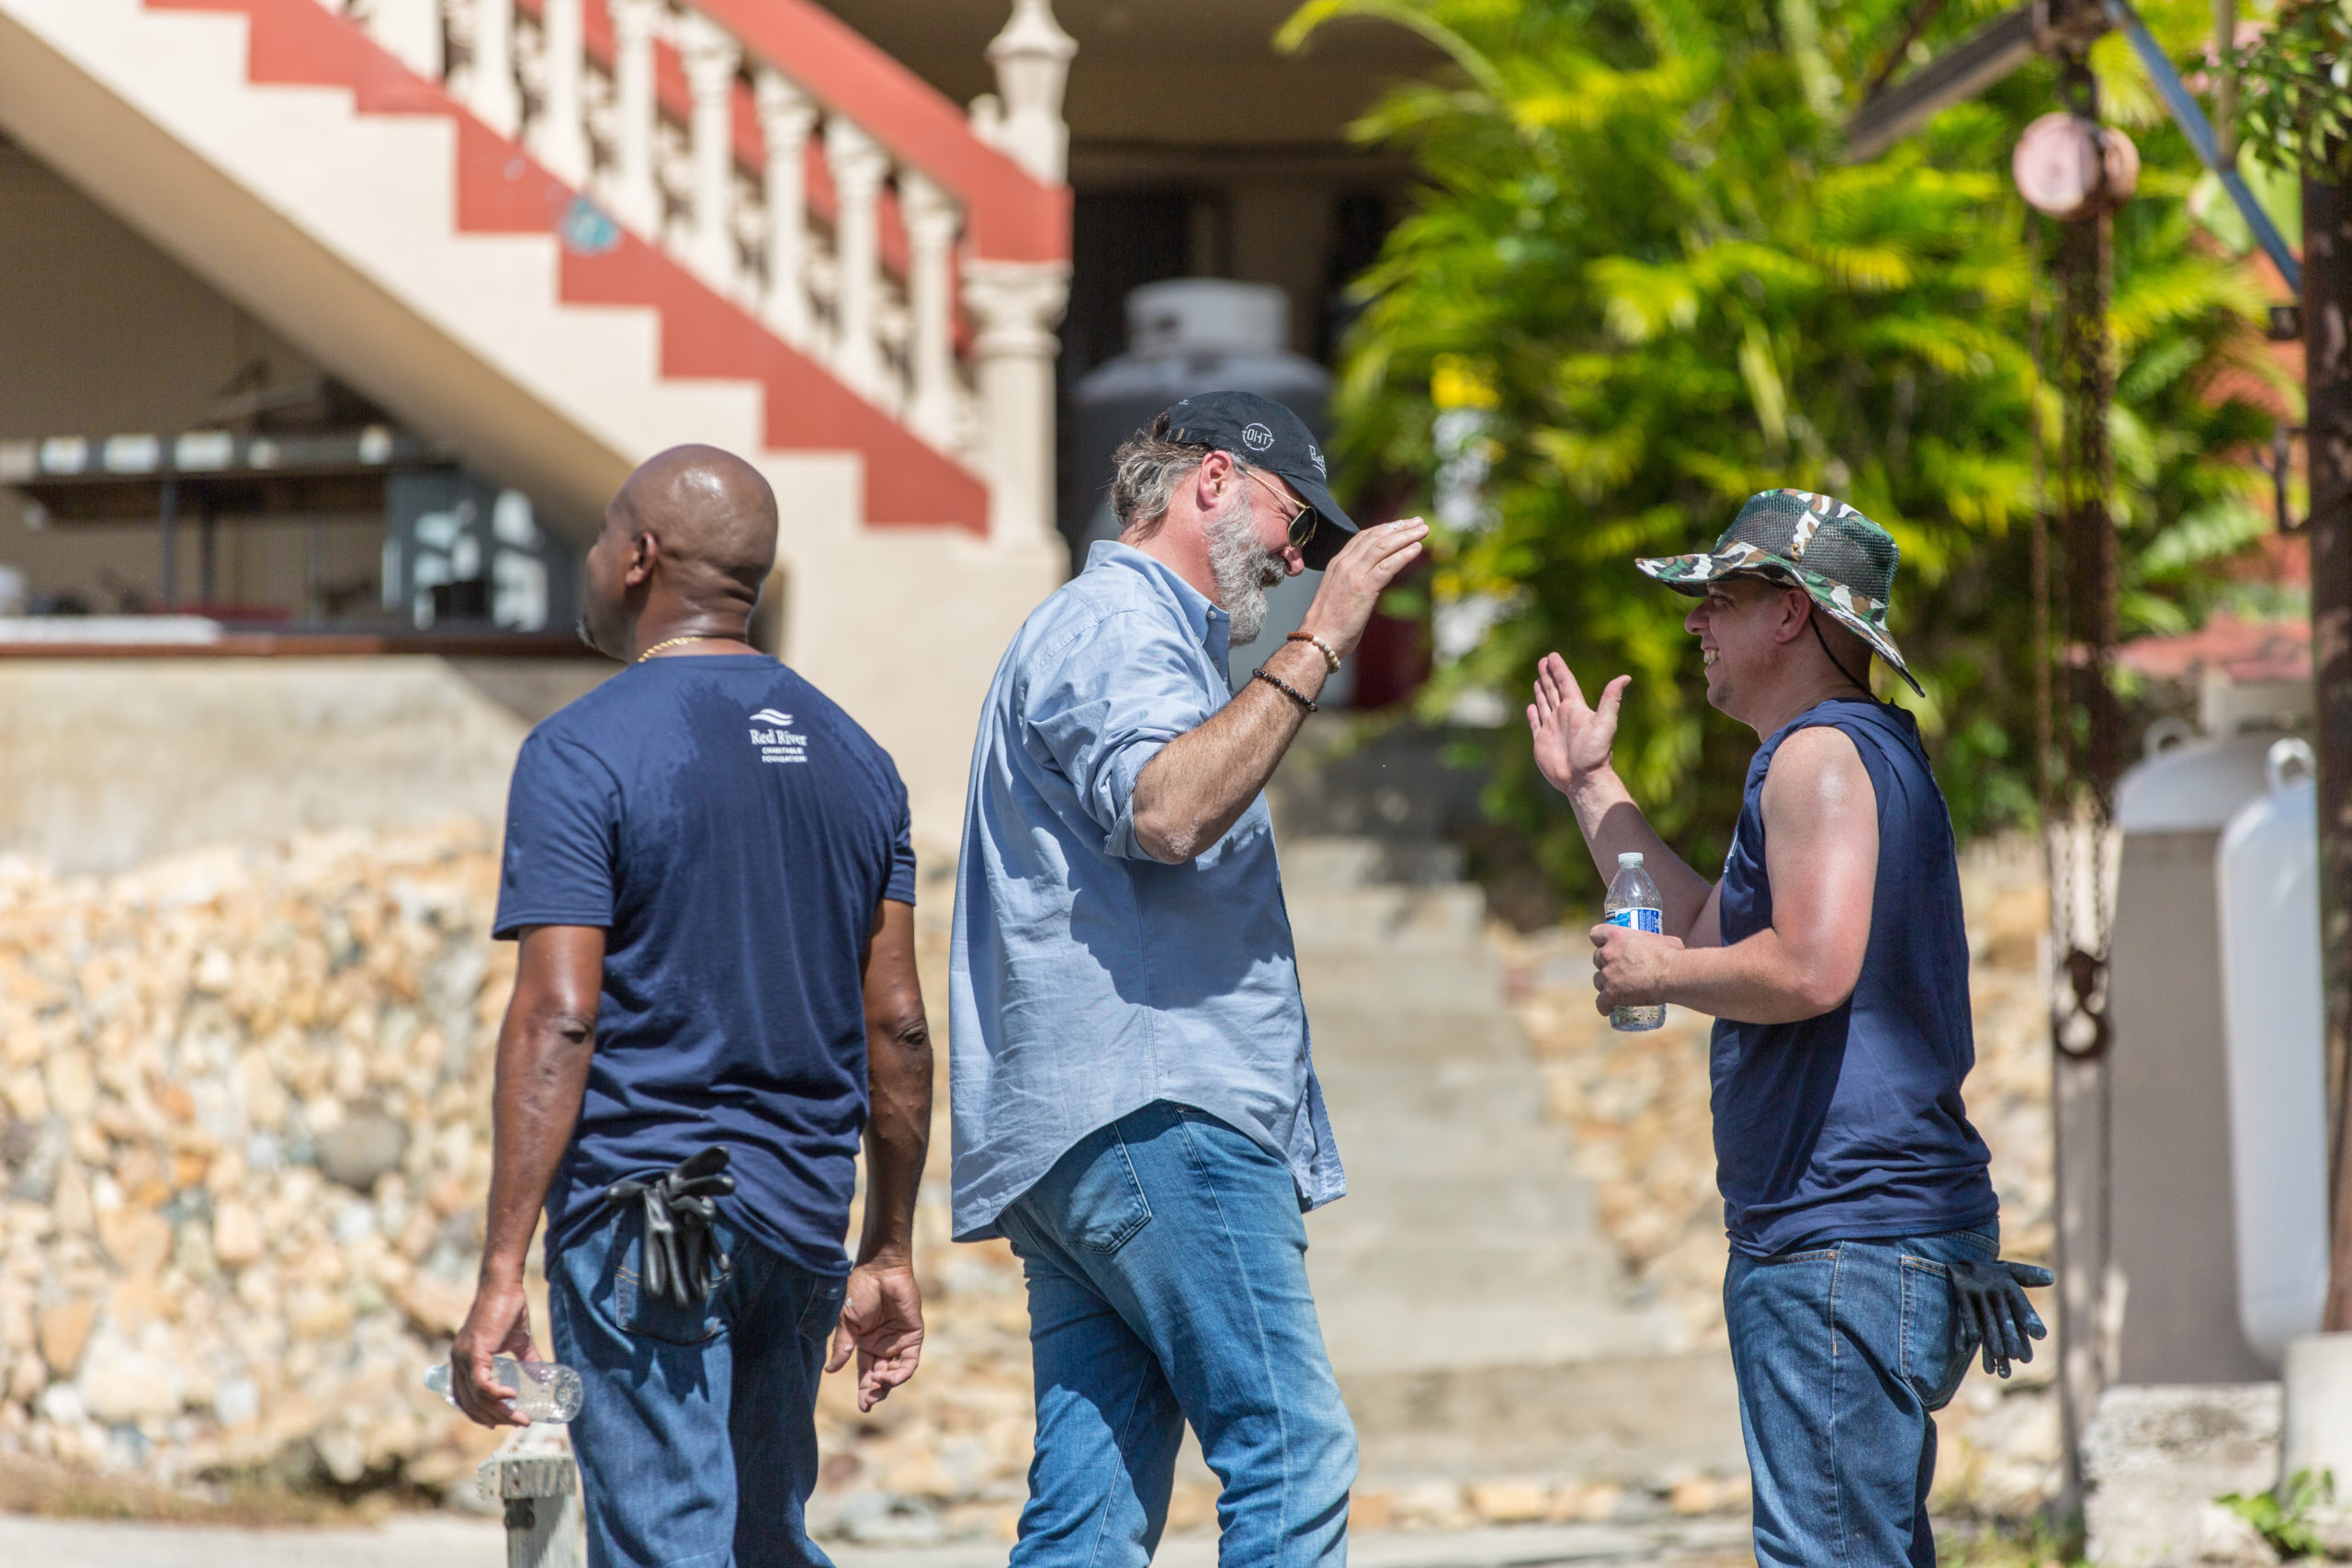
[0,0,1075,837]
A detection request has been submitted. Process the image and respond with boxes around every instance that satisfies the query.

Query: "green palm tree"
[1284,0,2284,899]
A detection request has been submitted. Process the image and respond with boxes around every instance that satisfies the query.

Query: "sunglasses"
[1242,466,1318,553]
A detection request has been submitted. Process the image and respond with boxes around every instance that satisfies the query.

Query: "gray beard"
[1205,490,1283,646]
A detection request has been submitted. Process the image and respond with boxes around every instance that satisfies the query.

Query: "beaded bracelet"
[1252,667,1318,714]
[1284,631,1342,673]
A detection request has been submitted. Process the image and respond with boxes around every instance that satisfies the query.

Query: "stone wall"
[0,812,2073,1542]
[0,824,512,1492]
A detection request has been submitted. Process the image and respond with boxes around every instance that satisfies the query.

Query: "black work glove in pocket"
[609,1146,736,1308]
[1948,1258,2052,1378]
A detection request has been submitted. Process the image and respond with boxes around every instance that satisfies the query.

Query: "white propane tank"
[2214,737,2330,1367]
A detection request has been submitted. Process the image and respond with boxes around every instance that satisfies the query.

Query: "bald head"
[610,445,778,593]
[577,445,781,660]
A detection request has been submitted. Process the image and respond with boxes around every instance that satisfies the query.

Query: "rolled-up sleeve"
[1023,609,1221,860]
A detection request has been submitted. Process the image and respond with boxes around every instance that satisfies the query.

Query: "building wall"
[0,136,363,614]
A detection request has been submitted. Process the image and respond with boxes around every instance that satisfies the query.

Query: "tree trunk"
[2304,168,2352,1332]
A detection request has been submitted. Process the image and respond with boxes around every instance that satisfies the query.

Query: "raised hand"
[1298,519,1430,660]
[1528,652,1630,798]
[829,1258,925,1412]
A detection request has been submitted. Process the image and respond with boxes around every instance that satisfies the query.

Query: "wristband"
[1284,631,1342,673]
[1251,667,1318,714]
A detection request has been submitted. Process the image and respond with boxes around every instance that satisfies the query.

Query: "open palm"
[1527,653,1628,797]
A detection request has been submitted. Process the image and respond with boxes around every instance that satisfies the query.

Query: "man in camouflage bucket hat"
[1636,488,1924,696]
[1523,490,2050,1568]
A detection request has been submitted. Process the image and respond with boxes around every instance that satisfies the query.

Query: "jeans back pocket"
[1898,1256,1970,1412]
[615,1218,730,1347]
[1067,1131,1152,1253]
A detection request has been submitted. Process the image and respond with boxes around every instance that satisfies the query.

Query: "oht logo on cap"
[1241,423,1274,451]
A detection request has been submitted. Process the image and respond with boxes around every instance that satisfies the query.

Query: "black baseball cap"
[1159,390,1360,569]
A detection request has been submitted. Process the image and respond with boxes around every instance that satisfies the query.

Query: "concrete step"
[1306,1168,1606,1240]
[1279,837,1685,1417]
[1284,883,1488,946]
[1295,950,1509,1011]
[1280,836,1467,891]
[1305,1278,1671,1373]
[1303,1008,1526,1063]
[1337,1353,1747,1485]
[1317,1119,1567,1181]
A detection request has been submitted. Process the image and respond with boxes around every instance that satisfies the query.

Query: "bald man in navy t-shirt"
[449,446,933,1568]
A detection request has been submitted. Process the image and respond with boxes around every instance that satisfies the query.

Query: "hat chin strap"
[1807,611,1877,700]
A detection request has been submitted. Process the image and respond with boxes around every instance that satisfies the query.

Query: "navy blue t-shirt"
[1712,697,1997,1257]
[493,654,916,1275]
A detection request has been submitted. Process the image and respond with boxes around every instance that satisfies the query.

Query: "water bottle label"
[1607,908,1662,935]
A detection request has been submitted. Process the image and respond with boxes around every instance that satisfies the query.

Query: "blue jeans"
[997,1100,1357,1568]
[1724,1225,1994,1568]
[548,1210,848,1568]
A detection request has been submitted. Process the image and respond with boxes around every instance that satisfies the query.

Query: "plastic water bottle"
[1604,851,1666,1032]
[423,1356,583,1423]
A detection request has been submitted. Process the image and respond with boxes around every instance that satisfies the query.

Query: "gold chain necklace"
[636,633,726,663]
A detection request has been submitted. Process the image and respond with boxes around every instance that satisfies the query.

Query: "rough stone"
[1466,1479,1550,1523]
[315,1114,410,1193]
[96,1207,172,1280]
[34,1297,96,1377]
[75,1327,183,1424]
[394,1273,472,1338]
[210,1200,263,1268]
[2083,1382,2282,1568]
[41,1051,94,1123]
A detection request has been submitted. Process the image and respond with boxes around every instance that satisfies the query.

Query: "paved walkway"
[0,1512,1754,1567]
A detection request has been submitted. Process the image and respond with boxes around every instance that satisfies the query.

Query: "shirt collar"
[1083,539,1227,649]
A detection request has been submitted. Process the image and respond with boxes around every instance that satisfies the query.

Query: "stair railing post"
[481,1433,584,1568]
[899,171,965,451]
[824,119,892,400]
[678,12,741,289]
[470,0,521,136]
[963,259,1069,549]
[752,70,819,348]
[370,0,445,79]
[984,0,1076,184]
[535,0,590,187]
[610,0,663,238]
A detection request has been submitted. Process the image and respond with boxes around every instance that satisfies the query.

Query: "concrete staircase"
[0,0,1072,836]
[1286,838,1673,1376]
[1280,836,1745,1490]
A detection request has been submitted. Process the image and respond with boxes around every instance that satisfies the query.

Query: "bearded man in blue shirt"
[951,392,1428,1567]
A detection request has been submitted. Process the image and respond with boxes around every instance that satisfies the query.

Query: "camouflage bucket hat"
[1635,490,1923,697]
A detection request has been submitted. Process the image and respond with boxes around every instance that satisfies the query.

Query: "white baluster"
[678,14,741,288]
[535,0,589,186]
[469,0,520,135]
[824,119,891,400]
[371,0,444,78]
[754,70,820,346]
[899,173,964,451]
[610,0,663,236]
[963,259,1069,548]
[440,0,475,100]
[986,0,1075,183]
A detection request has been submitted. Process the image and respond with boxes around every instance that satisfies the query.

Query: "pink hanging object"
[2013,112,2139,220]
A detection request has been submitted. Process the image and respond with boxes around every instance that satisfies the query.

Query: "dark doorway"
[1057,188,1229,538]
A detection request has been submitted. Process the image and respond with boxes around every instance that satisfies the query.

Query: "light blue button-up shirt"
[947,541,1346,1241]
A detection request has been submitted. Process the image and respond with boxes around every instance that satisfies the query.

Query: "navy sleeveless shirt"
[1712,697,1997,1257]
